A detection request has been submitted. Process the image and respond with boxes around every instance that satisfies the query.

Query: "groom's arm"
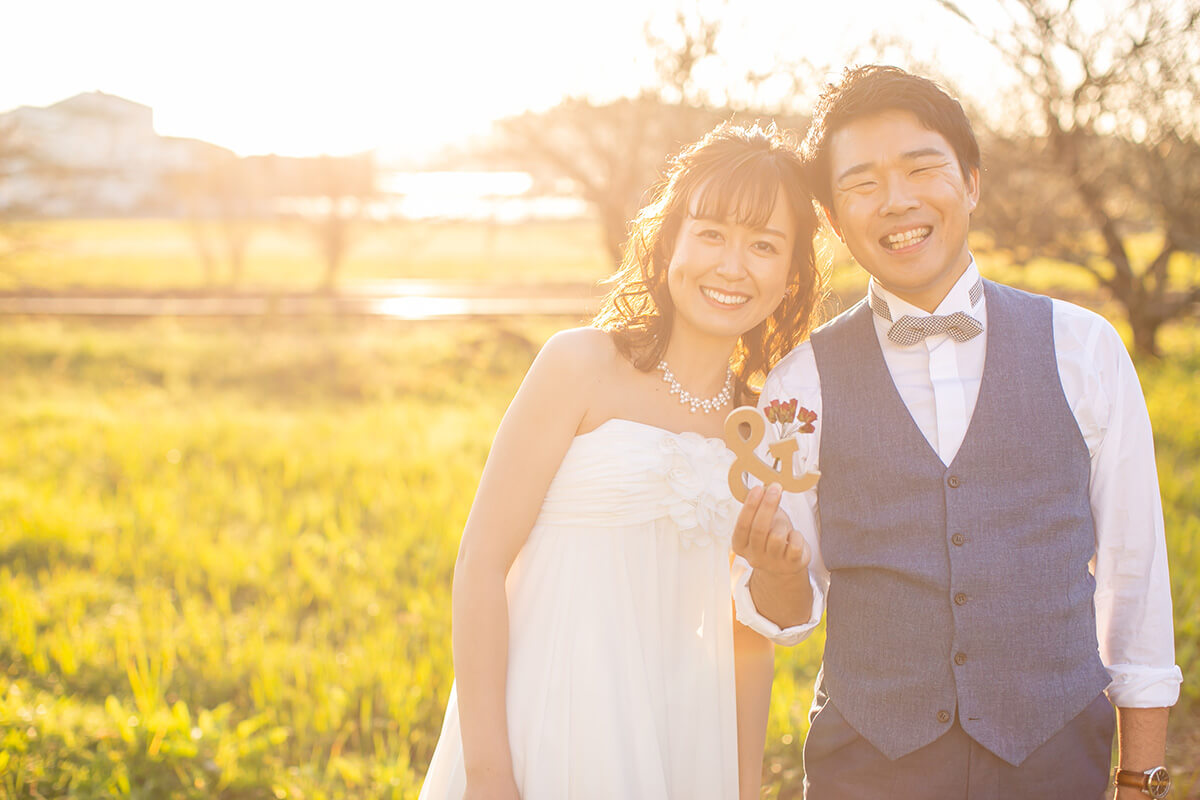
[747,566,814,628]
[735,349,828,641]
[731,484,820,631]
[1083,327,1180,676]
[1068,310,1180,791]
[1113,707,1170,800]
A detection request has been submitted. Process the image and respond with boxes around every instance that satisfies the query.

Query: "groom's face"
[825,109,980,312]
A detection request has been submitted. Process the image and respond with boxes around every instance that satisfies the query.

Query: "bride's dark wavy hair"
[592,122,824,402]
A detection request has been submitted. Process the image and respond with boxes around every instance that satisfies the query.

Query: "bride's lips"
[880,225,932,253]
[700,286,750,308]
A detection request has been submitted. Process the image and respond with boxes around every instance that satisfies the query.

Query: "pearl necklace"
[656,360,734,413]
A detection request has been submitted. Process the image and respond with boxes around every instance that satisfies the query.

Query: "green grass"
[4,220,1195,303]
[0,219,612,290]
[0,316,551,798]
[0,312,1196,799]
[0,218,1197,796]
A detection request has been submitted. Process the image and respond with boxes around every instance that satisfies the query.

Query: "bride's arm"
[733,617,774,800]
[451,329,599,795]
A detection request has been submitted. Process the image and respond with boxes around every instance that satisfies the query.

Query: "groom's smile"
[825,109,979,312]
[881,225,932,251]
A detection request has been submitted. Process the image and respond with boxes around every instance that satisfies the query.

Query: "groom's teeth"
[882,227,932,249]
[702,287,749,305]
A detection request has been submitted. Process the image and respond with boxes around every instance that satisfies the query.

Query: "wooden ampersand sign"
[723,406,820,502]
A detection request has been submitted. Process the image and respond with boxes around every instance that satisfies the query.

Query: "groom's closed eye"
[835,164,877,192]
[838,177,878,194]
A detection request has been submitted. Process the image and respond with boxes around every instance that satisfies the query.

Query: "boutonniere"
[762,398,817,470]
[764,398,818,438]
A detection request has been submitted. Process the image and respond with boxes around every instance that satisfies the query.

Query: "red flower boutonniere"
[765,397,818,438]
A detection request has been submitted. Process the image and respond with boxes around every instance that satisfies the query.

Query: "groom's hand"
[732,483,811,576]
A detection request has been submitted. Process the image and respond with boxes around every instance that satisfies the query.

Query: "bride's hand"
[731,483,811,576]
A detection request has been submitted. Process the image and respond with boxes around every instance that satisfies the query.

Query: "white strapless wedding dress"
[419,418,741,800]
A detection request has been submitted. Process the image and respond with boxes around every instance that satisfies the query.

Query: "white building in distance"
[0,91,223,216]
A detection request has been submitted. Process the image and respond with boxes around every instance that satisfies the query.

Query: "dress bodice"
[535,418,738,546]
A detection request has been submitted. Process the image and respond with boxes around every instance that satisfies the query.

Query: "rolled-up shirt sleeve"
[731,347,828,646]
[1065,308,1183,707]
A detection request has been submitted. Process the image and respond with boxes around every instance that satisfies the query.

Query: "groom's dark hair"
[801,65,981,210]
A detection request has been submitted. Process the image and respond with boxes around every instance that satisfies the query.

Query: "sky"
[0,0,1019,163]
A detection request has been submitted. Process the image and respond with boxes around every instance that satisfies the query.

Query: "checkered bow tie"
[870,279,985,346]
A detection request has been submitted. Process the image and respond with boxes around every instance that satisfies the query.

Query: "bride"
[419,122,822,800]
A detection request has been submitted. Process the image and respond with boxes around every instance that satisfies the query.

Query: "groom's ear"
[823,206,845,243]
[966,167,981,213]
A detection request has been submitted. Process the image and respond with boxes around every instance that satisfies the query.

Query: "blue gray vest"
[808,281,1111,766]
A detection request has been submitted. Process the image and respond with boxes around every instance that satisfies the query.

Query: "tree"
[0,118,71,281]
[940,0,1200,356]
[493,7,810,267]
[0,120,28,267]
[173,149,264,287]
[289,154,376,292]
[496,96,725,265]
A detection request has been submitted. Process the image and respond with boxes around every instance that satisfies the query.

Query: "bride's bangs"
[686,157,783,231]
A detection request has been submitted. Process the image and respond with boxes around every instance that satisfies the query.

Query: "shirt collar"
[867,259,984,322]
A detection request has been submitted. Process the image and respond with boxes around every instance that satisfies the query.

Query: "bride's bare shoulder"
[535,326,624,376]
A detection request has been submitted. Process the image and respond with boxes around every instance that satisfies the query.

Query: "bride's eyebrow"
[687,215,788,239]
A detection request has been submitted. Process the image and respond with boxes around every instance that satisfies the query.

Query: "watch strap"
[1113,766,1172,798]
[1114,768,1146,789]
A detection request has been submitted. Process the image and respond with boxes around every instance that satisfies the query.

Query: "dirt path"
[0,281,603,318]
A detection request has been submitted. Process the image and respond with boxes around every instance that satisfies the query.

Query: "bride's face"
[665,187,796,343]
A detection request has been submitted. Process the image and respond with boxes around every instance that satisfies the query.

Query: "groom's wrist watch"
[1113,766,1172,798]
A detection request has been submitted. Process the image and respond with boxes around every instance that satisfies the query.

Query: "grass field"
[0,219,613,290]
[5,218,1195,299]
[0,220,1197,798]
[1,313,1197,799]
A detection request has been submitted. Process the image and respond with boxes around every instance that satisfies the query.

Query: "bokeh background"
[1,0,1197,797]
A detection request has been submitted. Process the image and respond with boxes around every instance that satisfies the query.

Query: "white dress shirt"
[733,262,1183,708]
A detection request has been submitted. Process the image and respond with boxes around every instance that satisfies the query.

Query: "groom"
[732,66,1181,799]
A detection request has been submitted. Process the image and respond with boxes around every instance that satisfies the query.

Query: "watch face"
[1147,766,1171,799]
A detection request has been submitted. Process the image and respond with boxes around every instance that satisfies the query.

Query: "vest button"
[947,475,961,488]
[951,533,965,546]
[954,592,968,606]
[937,710,951,723]
[954,651,968,665]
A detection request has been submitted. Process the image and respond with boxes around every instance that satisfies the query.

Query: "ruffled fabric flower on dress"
[658,433,738,547]
[536,420,738,534]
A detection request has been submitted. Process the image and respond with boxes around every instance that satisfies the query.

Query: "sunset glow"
[1,0,1019,162]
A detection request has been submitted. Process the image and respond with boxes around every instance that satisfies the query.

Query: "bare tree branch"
[949,0,1200,355]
